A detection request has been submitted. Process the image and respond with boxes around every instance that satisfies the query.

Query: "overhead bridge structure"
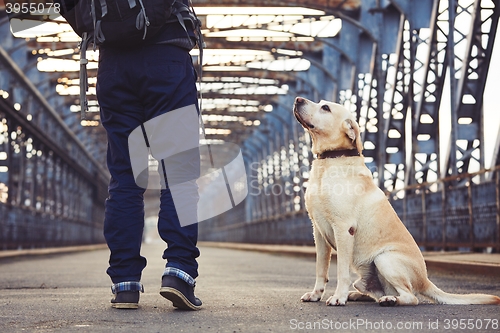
[0,16,110,249]
[0,0,499,251]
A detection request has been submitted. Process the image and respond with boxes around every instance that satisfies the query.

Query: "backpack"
[62,0,179,47]
[58,0,203,118]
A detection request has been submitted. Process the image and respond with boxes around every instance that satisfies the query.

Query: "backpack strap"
[135,0,150,40]
[128,0,137,8]
[190,3,204,112]
[95,0,107,44]
[167,1,198,33]
[98,0,108,17]
[91,0,100,46]
[95,20,105,44]
[79,32,92,120]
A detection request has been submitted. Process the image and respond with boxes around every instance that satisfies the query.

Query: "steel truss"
[1,1,499,249]
[198,0,500,250]
[0,15,108,249]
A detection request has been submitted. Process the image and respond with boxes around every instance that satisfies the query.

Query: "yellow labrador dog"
[293,96,500,306]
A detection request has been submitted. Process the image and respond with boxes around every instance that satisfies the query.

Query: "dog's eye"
[321,105,331,112]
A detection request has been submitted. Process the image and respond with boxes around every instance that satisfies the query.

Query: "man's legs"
[98,42,201,308]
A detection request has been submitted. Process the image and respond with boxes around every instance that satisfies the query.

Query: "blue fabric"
[97,42,200,284]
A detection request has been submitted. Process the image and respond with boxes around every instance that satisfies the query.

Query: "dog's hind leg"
[348,262,382,302]
[374,253,419,306]
[348,291,376,302]
[378,287,419,306]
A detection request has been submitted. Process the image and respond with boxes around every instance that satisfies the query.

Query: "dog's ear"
[344,119,363,153]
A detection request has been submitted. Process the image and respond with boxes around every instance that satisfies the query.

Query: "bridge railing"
[0,30,108,250]
[388,166,500,251]
[200,165,500,252]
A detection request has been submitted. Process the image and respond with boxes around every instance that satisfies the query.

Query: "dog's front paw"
[301,290,323,302]
[378,296,397,307]
[326,295,347,306]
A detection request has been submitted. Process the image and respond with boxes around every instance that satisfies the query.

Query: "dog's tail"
[421,280,500,305]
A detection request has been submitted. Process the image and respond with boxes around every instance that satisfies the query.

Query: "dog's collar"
[317,149,360,159]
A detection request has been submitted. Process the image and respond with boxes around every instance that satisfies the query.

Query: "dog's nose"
[295,97,305,104]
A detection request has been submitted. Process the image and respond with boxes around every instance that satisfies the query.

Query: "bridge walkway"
[1,243,500,332]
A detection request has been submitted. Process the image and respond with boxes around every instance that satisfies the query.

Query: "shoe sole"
[159,287,201,311]
[111,302,139,309]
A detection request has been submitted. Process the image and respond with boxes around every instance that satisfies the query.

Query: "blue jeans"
[97,43,200,283]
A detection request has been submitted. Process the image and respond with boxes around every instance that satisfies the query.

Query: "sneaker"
[111,291,140,309]
[160,275,202,310]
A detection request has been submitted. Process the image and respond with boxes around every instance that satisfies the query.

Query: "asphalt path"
[1,242,499,332]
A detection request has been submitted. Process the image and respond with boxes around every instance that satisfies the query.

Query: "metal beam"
[205,37,323,56]
[447,0,500,179]
[193,0,361,12]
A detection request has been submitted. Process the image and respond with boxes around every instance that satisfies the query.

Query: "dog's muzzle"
[293,97,315,129]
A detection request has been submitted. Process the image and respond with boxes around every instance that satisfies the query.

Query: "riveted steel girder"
[193,0,361,12]
[446,0,499,180]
